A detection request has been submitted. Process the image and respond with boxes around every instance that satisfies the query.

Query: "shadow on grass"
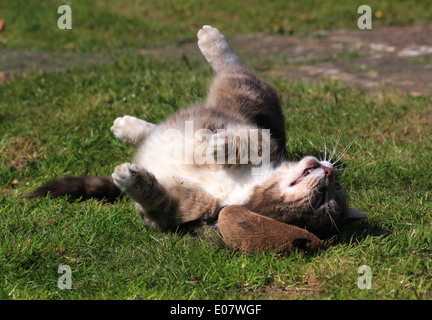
[324,218,391,249]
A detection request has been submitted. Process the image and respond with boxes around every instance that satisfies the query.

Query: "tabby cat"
[28,25,366,239]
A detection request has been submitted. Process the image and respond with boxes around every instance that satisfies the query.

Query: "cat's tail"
[26,176,122,202]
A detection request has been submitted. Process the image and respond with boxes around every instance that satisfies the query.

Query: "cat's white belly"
[195,167,269,206]
[134,130,273,206]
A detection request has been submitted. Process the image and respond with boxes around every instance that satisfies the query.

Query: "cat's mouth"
[317,189,329,207]
[311,185,328,210]
[312,181,344,211]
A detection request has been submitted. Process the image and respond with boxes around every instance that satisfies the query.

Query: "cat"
[28,25,367,239]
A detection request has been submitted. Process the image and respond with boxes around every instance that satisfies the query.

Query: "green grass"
[1,0,432,300]
[1,54,431,300]
[1,0,432,52]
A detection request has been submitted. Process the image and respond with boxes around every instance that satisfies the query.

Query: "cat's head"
[248,156,367,239]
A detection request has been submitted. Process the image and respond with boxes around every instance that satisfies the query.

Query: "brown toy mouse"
[218,205,322,254]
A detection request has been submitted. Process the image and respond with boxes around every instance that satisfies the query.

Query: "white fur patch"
[133,125,275,206]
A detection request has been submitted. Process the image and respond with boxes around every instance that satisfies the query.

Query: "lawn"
[0,0,431,300]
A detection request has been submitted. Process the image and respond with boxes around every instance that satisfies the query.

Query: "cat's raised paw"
[197,25,226,50]
[197,25,241,72]
[111,115,139,144]
[111,115,155,146]
[112,162,142,191]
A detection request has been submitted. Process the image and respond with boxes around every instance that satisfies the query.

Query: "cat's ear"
[342,208,368,225]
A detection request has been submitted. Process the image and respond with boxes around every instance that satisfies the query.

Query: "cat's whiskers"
[334,160,370,172]
[332,131,360,167]
[332,135,363,172]
[311,190,342,235]
[291,198,297,213]
[307,183,325,212]
[328,211,341,236]
[307,189,317,212]
[328,125,345,163]
[319,133,328,162]
[334,162,348,170]
[323,194,341,235]
[320,128,363,172]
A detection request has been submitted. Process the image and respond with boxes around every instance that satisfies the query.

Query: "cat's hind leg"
[112,163,220,231]
[111,115,156,146]
[197,25,242,73]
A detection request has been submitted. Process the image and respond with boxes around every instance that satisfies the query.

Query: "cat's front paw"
[207,132,228,162]
[111,115,134,144]
[112,162,142,191]
[111,115,143,145]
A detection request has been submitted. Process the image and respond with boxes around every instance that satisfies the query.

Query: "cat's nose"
[322,165,334,178]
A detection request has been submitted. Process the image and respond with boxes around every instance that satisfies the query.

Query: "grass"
[1,0,432,300]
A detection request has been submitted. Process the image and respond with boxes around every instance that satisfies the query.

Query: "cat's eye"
[303,167,316,177]
[290,166,319,187]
